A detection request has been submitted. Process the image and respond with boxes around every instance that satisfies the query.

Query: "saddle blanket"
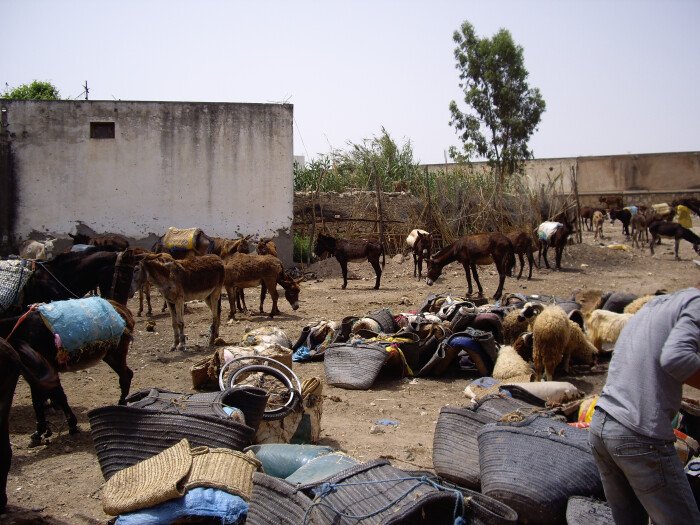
[163,227,200,250]
[38,297,125,352]
[624,205,638,216]
[0,259,34,314]
[537,221,562,242]
[652,203,671,216]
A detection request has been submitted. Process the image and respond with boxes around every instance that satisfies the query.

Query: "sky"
[3,0,699,165]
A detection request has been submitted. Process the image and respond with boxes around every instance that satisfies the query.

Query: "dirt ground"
[4,223,700,524]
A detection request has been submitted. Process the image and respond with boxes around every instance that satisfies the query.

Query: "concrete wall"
[422,150,700,205]
[0,100,294,263]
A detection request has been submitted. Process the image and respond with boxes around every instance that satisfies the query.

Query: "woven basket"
[432,406,497,490]
[565,496,614,525]
[296,459,458,524]
[471,394,537,419]
[88,405,255,480]
[324,342,388,390]
[246,472,321,525]
[366,308,397,333]
[439,480,519,525]
[477,415,603,525]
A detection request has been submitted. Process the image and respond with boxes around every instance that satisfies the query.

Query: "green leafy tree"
[2,80,61,100]
[448,21,545,182]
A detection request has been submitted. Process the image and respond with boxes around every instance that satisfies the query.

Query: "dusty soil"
[4,224,700,524]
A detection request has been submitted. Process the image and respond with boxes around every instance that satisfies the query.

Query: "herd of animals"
[0,195,699,513]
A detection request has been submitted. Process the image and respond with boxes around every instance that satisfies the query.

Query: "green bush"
[293,233,312,263]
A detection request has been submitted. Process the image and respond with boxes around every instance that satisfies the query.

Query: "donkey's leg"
[470,263,484,296]
[102,337,134,405]
[339,260,349,289]
[166,301,182,351]
[675,238,681,260]
[205,290,222,344]
[47,386,78,434]
[556,244,564,269]
[527,247,535,279]
[542,243,551,269]
[259,282,267,313]
[516,253,525,280]
[0,363,19,512]
[174,300,187,351]
[413,253,418,278]
[267,279,280,317]
[145,283,153,316]
[461,262,473,295]
[29,385,50,446]
[416,254,423,280]
[225,284,237,320]
[369,257,382,290]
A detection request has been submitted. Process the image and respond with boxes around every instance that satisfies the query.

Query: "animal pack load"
[37,297,126,367]
[537,221,562,242]
[0,260,34,314]
[162,227,201,251]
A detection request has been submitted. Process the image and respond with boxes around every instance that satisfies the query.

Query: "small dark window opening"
[90,122,115,139]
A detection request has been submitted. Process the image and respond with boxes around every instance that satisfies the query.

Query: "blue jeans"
[588,408,700,525]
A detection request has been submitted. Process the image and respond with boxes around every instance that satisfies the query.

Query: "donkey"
[3,247,137,314]
[537,222,571,270]
[405,229,433,280]
[505,231,537,280]
[137,253,224,351]
[314,234,385,290]
[648,221,700,260]
[630,213,648,248]
[592,210,605,242]
[609,208,632,238]
[69,232,130,251]
[425,232,514,300]
[221,252,301,319]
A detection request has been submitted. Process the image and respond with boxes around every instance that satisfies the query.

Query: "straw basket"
[565,497,614,525]
[88,405,255,480]
[432,407,497,490]
[324,342,388,390]
[477,415,603,524]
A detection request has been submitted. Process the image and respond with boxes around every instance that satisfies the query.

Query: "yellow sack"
[578,395,599,424]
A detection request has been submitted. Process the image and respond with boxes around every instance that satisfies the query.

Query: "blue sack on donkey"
[37,297,126,367]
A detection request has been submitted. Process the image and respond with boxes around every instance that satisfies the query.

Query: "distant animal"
[609,208,631,238]
[536,221,571,270]
[599,195,624,210]
[425,232,514,300]
[648,221,700,260]
[256,238,278,257]
[405,229,433,280]
[152,227,216,259]
[221,252,301,319]
[580,207,606,231]
[630,213,648,248]
[5,247,137,314]
[314,233,385,290]
[0,299,134,510]
[505,231,537,280]
[592,210,605,241]
[19,238,55,261]
[137,253,224,351]
[69,232,130,251]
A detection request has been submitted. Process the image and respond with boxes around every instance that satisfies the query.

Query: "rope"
[498,406,553,423]
[36,261,80,299]
[301,475,465,524]
[6,303,41,341]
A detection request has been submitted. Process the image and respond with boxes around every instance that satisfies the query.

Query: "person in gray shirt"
[589,286,700,524]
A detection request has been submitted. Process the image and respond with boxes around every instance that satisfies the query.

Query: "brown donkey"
[505,231,537,280]
[138,253,224,351]
[314,233,385,289]
[425,233,514,300]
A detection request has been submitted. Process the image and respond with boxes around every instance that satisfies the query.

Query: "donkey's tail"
[382,244,386,268]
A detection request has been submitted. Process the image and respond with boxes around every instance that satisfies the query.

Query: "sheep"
[517,302,599,381]
[592,210,605,241]
[19,238,55,260]
[513,332,533,362]
[492,344,533,381]
[584,309,633,352]
[502,309,530,344]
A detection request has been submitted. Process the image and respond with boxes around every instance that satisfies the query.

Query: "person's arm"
[659,299,700,383]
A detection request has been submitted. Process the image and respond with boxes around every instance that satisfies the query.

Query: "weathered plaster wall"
[1,100,294,263]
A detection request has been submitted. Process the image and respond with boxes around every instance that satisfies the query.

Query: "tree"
[2,80,61,100]
[448,21,545,183]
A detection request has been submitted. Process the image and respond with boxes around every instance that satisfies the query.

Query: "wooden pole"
[373,161,387,254]
[571,164,583,244]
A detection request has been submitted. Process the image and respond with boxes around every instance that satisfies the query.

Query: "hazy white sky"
[3,0,699,164]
